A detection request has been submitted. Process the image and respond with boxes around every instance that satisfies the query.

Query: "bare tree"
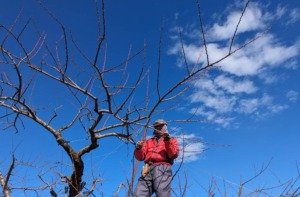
[0,0,283,196]
[0,151,56,197]
[0,154,15,197]
[192,160,300,197]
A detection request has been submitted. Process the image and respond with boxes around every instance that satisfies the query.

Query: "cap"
[153,119,167,127]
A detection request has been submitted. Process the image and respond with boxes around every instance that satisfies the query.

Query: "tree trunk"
[68,155,84,197]
[0,171,11,197]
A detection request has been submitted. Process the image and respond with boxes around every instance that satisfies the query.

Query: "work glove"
[135,141,144,150]
[163,133,170,141]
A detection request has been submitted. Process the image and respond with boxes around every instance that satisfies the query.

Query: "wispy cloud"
[169,34,299,76]
[191,75,257,108]
[207,3,265,41]
[168,1,299,127]
[274,5,287,19]
[237,94,288,119]
[176,134,205,163]
[214,75,257,94]
[272,5,300,25]
[288,8,300,24]
[286,90,298,102]
[189,75,289,125]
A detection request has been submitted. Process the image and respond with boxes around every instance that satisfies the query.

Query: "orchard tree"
[1,0,293,196]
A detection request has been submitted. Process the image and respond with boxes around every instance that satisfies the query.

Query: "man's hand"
[135,141,144,150]
[163,133,170,141]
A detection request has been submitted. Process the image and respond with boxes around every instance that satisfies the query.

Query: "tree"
[1,0,296,196]
[0,154,15,197]
[195,160,300,197]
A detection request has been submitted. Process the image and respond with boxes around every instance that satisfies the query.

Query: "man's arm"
[164,137,179,159]
[134,141,146,161]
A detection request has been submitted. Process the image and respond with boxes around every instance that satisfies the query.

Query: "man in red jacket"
[133,119,179,197]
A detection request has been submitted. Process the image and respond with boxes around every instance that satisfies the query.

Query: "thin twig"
[196,0,209,65]
[229,0,252,54]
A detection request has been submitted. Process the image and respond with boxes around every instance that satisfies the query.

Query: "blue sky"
[1,0,300,196]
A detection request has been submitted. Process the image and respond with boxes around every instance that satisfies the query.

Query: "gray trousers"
[133,164,172,197]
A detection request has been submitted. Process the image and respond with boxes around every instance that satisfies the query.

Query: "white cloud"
[268,104,288,114]
[188,75,259,126]
[256,36,299,66]
[215,75,257,94]
[176,134,205,163]
[189,74,290,123]
[207,4,265,41]
[284,59,298,70]
[168,1,300,76]
[190,89,237,114]
[189,107,233,127]
[167,1,298,128]
[191,75,257,114]
[271,5,300,25]
[274,5,287,19]
[286,90,298,102]
[258,72,279,84]
[237,98,259,114]
[169,33,299,76]
[225,34,299,75]
[181,43,204,64]
[287,8,300,24]
[169,34,300,76]
[236,94,288,119]
[214,117,234,128]
[190,107,217,120]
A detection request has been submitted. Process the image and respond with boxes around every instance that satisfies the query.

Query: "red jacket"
[134,137,179,166]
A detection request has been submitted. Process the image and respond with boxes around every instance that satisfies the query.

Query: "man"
[133,119,179,197]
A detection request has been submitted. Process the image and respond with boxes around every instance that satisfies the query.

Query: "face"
[154,124,165,130]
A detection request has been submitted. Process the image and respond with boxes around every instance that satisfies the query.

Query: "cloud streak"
[175,134,205,163]
[168,1,299,127]
[207,3,265,41]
